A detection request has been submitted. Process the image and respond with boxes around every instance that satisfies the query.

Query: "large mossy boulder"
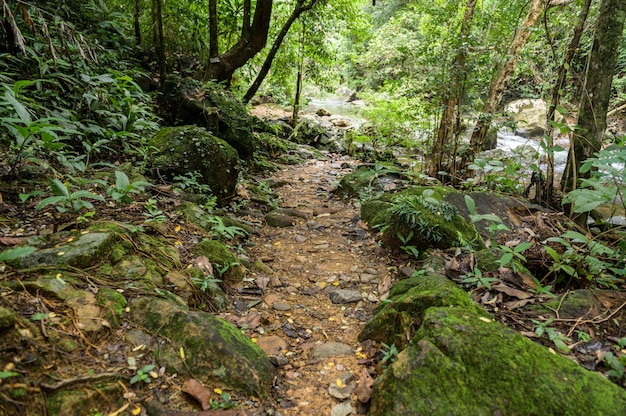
[361,186,482,251]
[359,270,488,350]
[149,126,239,201]
[131,297,273,398]
[369,306,626,416]
[195,239,244,285]
[159,75,256,157]
[334,164,405,199]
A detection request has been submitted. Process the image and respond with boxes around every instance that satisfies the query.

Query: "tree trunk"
[134,0,141,45]
[429,0,477,182]
[203,0,273,83]
[462,0,549,172]
[243,0,317,104]
[543,0,592,203]
[209,0,218,58]
[292,22,305,127]
[561,0,626,226]
[154,0,166,81]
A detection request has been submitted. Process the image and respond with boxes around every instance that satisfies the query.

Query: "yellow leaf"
[356,351,367,359]
[214,388,223,395]
[67,237,74,243]
[174,240,182,246]
[56,273,62,278]
[187,264,193,269]
[336,378,344,388]
[251,338,257,343]
[175,225,181,232]
[332,281,339,286]
[180,347,185,360]
[131,407,142,415]
[149,371,158,379]
[57,252,65,256]
[478,317,492,323]
[274,242,281,246]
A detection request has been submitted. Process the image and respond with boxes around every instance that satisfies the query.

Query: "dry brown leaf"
[182,378,212,410]
[445,257,460,272]
[357,219,369,231]
[491,283,532,299]
[0,236,28,246]
[504,298,535,310]
[377,273,392,295]
[193,256,214,276]
[255,276,270,291]
[355,367,374,403]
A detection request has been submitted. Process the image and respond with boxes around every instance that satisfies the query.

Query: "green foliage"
[191,274,222,293]
[143,199,166,224]
[562,142,626,215]
[208,217,248,241]
[173,171,212,195]
[465,157,525,194]
[107,171,152,205]
[498,242,531,273]
[532,318,571,353]
[380,342,399,369]
[462,267,498,290]
[35,178,105,213]
[210,391,237,410]
[397,231,419,258]
[130,364,155,385]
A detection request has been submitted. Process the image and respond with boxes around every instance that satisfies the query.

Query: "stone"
[65,289,103,332]
[310,342,354,360]
[359,273,377,283]
[131,297,274,398]
[252,258,274,275]
[504,98,564,137]
[331,401,355,416]
[0,307,17,329]
[95,287,127,328]
[195,239,243,285]
[329,289,362,304]
[368,306,626,416]
[19,232,114,269]
[149,125,240,202]
[273,302,291,311]
[328,373,356,400]
[256,335,288,356]
[294,234,308,243]
[266,212,295,228]
[47,383,123,416]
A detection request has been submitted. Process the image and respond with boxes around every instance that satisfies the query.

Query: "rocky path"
[245,154,391,415]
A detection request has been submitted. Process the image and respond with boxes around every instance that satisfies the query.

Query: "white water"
[496,131,570,173]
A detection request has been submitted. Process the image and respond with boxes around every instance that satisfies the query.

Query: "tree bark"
[561,0,626,225]
[209,0,218,58]
[462,0,550,172]
[134,0,141,45]
[203,0,273,83]
[543,0,592,203]
[154,0,166,81]
[243,0,317,104]
[429,0,477,182]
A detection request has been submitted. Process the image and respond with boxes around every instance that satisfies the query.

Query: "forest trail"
[245,154,391,415]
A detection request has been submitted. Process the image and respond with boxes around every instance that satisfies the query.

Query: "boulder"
[504,98,564,137]
[149,126,239,202]
[368,306,626,415]
[159,75,256,157]
[131,297,274,398]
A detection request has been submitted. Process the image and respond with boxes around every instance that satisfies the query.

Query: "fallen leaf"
[355,367,374,403]
[357,220,369,231]
[182,379,212,410]
[193,256,214,276]
[255,276,270,290]
[491,283,531,299]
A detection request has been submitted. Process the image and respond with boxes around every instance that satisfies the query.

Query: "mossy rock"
[369,306,626,416]
[96,287,127,328]
[112,255,163,289]
[195,239,243,285]
[131,297,273,398]
[178,202,254,235]
[362,186,483,252]
[187,267,230,311]
[334,164,404,199]
[359,271,488,349]
[149,126,239,202]
[47,383,123,416]
[522,289,625,320]
[0,306,17,329]
[17,232,115,269]
[159,75,256,157]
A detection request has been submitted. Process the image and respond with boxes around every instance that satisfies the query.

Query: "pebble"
[256,335,288,355]
[400,266,415,277]
[294,234,308,243]
[273,302,292,311]
[363,268,378,275]
[359,273,377,283]
[328,373,356,400]
[307,220,324,230]
[269,355,289,367]
[310,342,354,360]
[329,289,362,304]
[331,401,355,416]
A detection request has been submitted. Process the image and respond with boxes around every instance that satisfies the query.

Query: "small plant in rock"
[462,267,498,290]
[173,171,212,195]
[530,276,555,297]
[130,364,156,384]
[210,391,237,410]
[143,199,166,224]
[532,318,571,353]
[380,342,399,369]
[36,178,105,213]
[209,216,248,241]
[602,351,626,384]
[191,274,222,292]
[397,231,419,258]
[107,171,152,205]
[499,242,531,273]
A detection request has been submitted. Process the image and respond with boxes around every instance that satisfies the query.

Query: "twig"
[40,372,121,390]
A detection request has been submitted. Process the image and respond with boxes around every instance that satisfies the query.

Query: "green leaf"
[31,313,49,321]
[561,231,588,243]
[0,371,19,379]
[499,253,513,267]
[544,246,560,262]
[35,196,69,210]
[48,179,71,198]
[115,171,130,190]
[552,338,570,353]
[464,195,475,215]
[514,242,532,253]
[0,246,36,262]
[71,190,105,201]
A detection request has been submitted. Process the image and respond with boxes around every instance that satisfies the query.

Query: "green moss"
[360,200,393,229]
[96,287,127,327]
[369,306,626,415]
[0,306,17,329]
[48,383,122,416]
[195,239,243,285]
[110,241,131,263]
[359,272,488,349]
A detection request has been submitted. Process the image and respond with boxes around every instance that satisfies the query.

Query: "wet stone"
[273,302,292,311]
[360,273,378,283]
[329,289,362,304]
[294,234,308,243]
[328,373,356,400]
[310,342,354,360]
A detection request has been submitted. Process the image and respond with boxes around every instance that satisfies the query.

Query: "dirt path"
[245,154,391,415]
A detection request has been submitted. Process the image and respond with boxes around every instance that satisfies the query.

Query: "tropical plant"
[35,178,105,213]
